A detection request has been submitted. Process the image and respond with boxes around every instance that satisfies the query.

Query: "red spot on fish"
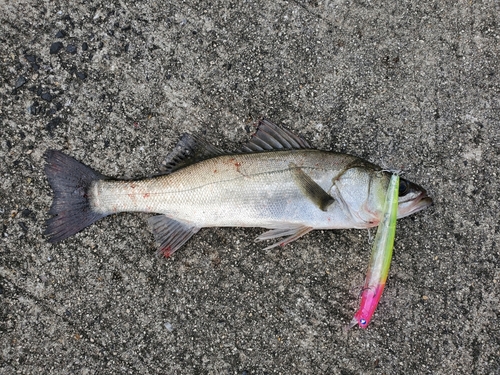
[130,183,136,189]
[213,169,218,173]
[143,193,150,198]
[227,157,244,175]
[161,246,173,258]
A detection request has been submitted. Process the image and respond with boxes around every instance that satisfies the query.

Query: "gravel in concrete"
[1,1,499,374]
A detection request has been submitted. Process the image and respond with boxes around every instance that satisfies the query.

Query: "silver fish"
[45,120,432,256]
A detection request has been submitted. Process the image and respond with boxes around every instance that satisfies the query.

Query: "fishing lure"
[348,173,400,329]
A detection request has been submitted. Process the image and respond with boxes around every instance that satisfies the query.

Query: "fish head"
[367,172,433,221]
[396,177,433,218]
[331,165,432,227]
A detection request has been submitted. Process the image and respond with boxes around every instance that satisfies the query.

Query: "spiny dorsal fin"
[161,133,224,174]
[238,119,311,152]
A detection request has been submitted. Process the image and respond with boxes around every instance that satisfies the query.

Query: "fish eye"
[399,180,410,196]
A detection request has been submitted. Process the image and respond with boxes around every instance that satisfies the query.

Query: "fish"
[348,173,400,329]
[44,119,432,257]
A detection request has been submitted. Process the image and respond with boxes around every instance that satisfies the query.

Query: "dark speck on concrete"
[25,54,36,63]
[21,209,36,221]
[66,44,77,54]
[18,222,28,232]
[41,92,52,102]
[49,41,64,54]
[82,42,88,51]
[55,30,67,38]
[45,117,62,136]
[76,71,87,80]
[28,101,39,115]
[15,76,27,89]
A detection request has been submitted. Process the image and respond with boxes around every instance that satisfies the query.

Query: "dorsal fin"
[161,133,224,174]
[238,119,311,152]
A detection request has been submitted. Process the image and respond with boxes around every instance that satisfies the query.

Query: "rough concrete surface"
[1,0,499,374]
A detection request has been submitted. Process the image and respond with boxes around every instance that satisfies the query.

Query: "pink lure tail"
[348,283,386,329]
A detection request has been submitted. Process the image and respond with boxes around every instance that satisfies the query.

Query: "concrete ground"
[1,0,499,374]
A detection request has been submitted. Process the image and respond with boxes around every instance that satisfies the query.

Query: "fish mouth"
[397,185,433,218]
[410,191,433,214]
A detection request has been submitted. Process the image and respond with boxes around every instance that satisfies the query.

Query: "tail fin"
[44,150,108,242]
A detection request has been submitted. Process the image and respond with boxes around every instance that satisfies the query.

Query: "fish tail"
[44,150,108,242]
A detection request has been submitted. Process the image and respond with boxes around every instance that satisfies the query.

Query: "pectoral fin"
[255,225,314,250]
[148,215,200,257]
[290,163,335,211]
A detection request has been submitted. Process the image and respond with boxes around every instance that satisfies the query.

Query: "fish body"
[45,120,432,256]
[349,173,400,329]
[92,150,381,229]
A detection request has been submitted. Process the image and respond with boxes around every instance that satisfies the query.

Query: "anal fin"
[148,215,200,257]
[255,225,313,250]
[290,163,335,211]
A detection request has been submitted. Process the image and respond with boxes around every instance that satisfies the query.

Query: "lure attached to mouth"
[348,173,400,329]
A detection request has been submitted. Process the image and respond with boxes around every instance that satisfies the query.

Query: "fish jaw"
[397,178,433,218]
